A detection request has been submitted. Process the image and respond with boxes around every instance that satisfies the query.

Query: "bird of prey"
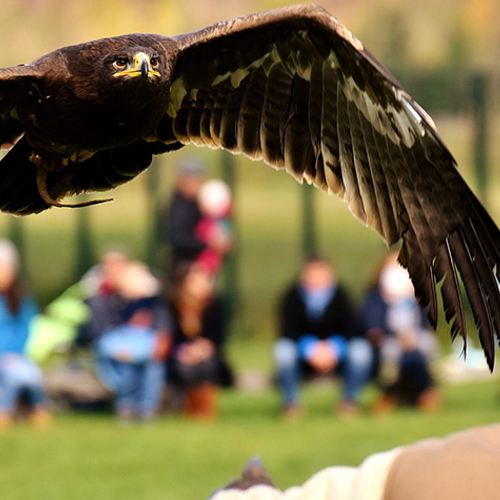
[0,5,499,366]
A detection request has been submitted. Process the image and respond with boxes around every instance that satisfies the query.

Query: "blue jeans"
[273,337,373,405]
[95,356,166,417]
[0,353,47,411]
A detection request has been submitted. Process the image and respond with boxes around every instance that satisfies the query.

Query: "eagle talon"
[35,166,112,209]
[29,152,43,166]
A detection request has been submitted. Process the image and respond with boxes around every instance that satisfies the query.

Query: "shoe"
[418,388,442,413]
[29,407,53,430]
[0,411,14,431]
[371,393,397,416]
[336,399,360,418]
[281,403,304,421]
[184,384,219,420]
[117,406,137,425]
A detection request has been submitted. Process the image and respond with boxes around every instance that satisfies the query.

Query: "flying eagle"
[0,5,499,367]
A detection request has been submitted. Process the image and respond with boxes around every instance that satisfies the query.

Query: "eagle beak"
[114,52,160,80]
[138,56,150,79]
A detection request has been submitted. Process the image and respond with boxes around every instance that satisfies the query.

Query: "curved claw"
[36,167,113,209]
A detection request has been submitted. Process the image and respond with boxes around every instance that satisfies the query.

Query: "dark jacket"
[168,296,226,349]
[167,191,206,263]
[358,289,428,337]
[77,295,172,345]
[279,284,356,341]
[167,296,233,386]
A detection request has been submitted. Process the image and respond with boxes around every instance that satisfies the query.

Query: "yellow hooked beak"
[114,52,160,80]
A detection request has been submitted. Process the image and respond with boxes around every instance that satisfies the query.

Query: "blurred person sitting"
[359,251,441,413]
[167,262,232,419]
[28,248,131,364]
[194,179,234,275]
[274,255,372,418]
[80,261,172,421]
[82,248,131,297]
[0,240,52,429]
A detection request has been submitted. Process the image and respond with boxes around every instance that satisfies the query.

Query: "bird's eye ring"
[113,57,128,69]
[150,57,159,68]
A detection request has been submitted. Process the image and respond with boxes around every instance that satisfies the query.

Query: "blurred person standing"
[167,262,232,420]
[0,240,51,429]
[163,158,233,272]
[194,179,234,275]
[359,251,441,413]
[274,256,372,419]
[163,158,207,268]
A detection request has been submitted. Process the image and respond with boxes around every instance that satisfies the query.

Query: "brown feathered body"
[17,36,173,153]
[0,5,499,368]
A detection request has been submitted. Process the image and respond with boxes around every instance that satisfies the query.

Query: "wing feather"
[320,61,344,196]
[283,75,314,181]
[237,66,267,158]
[435,242,466,342]
[260,64,291,168]
[355,101,399,245]
[347,98,383,234]
[336,79,366,222]
[449,228,495,368]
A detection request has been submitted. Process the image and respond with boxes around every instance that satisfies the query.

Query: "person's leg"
[138,361,166,419]
[174,356,220,418]
[417,329,440,362]
[112,361,140,419]
[273,338,302,407]
[94,355,123,393]
[16,358,47,408]
[379,336,402,386]
[399,350,434,402]
[0,354,46,412]
[340,337,374,403]
[0,363,23,414]
[25,382,53,429]
[172,356,200,388]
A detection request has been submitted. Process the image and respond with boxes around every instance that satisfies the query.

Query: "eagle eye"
[150,56,159,68]
[113,57,128,70]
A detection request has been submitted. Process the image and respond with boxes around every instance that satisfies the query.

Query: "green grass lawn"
[1,377,499,499]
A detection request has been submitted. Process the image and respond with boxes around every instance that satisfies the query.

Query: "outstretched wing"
[0,64,44,148]
[165,4,500,367]
[0,64,54,213]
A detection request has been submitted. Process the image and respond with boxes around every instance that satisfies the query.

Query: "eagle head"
[106,47,161,81]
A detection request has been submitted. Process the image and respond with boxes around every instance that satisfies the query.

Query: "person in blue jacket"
[0,239,51,429]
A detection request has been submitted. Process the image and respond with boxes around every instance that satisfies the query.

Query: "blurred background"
[0,0,500,498]
[1,0,500,367]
